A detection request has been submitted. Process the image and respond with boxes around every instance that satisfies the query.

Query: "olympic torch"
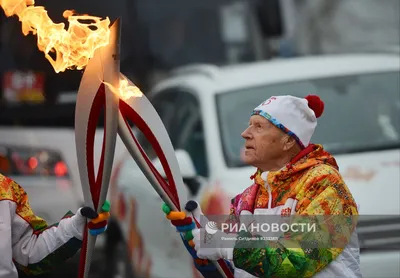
[74,19,120,278]
[117,79,234,278]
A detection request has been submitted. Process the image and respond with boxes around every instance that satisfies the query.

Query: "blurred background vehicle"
[0,127,126,224]
[0,129,82,223]
[0,128,127,278]
[108,54,400,278]
[1,0,399,277]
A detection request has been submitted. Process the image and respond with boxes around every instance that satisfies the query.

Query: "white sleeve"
[1,200,86,268]
[0,200,19,278]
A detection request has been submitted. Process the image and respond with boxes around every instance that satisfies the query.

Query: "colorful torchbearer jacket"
[0,174,82,278]
[226,144,362,278]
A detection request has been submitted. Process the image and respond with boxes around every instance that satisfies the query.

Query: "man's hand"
[161,201,216,269]
[162,201,233,261]
[79,200,111,236]
[191,227,233,261]
[161,202,196,247]
[162,201,236,275]
[186,201,234,261]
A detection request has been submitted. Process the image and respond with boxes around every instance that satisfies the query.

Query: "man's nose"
[241,127,251,139]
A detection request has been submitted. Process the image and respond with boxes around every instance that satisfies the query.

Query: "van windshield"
[216,71,400,167]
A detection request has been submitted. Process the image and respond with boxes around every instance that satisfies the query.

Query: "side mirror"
[175,149,197,178]
[151,149,201,196]
[151,149,197,179]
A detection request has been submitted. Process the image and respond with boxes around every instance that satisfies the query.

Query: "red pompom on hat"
[305,95,324,118]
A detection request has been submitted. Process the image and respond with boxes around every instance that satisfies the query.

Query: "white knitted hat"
[252,95,324,148]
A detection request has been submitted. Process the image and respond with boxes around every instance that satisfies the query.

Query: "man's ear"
[282,135,297,151]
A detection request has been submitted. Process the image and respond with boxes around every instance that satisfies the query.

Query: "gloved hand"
[162,201,235,269]
[162,201,215,269]
[80,200,111,236]
[186,201,234,261]
[192,228,233,261]
[161,202,196,246]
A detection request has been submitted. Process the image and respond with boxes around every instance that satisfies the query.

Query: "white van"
[107,54,400,278]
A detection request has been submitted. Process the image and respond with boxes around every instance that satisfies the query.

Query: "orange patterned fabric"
[0,174,47,231]
[230,144,357,216]
[229,144,359,277]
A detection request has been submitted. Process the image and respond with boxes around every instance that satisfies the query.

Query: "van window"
[132,88,209,177]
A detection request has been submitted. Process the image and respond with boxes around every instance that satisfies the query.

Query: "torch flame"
[0,0,110,73]
[1,1,143,100]
[103,77,143,101]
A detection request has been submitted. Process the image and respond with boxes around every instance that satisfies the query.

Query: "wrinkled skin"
[241,115,299,171]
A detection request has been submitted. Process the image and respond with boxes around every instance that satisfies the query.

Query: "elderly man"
[163,95,361,278]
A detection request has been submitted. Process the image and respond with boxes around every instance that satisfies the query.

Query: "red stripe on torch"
[119,100,181,210]
[119,100,234,278]
[78,84,106,278]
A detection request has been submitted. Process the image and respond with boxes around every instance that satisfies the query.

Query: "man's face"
[241,115,286,169]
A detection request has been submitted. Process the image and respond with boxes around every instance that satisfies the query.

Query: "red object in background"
[0,156,11,174]
[118,193,127,220]
[54,161,68,177]
[201,183,231,216]
[2,71,45,104]
[28,157,38,169]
